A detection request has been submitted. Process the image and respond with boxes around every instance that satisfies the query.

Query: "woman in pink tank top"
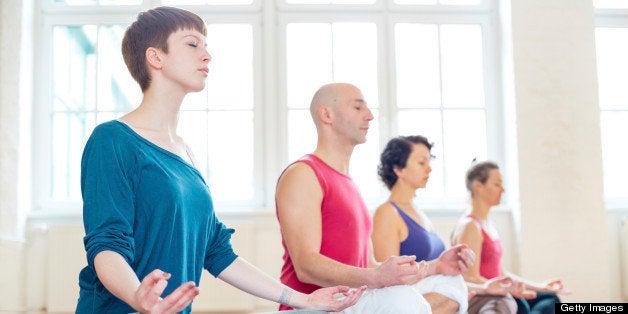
[452,161,571,314]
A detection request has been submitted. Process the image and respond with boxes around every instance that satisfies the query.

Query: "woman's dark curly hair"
[378,135,433,190]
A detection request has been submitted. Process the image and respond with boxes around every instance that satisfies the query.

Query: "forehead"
[337,86,366,104]
[410,143,431,158]
[488,168,502,180]
[170,28,206,41]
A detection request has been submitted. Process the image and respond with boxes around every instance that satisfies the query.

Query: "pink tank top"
[467,214,503,279]
[277,154,372,310]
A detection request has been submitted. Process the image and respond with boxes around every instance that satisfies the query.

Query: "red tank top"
[277,154,372,310]
[467,214,503,279]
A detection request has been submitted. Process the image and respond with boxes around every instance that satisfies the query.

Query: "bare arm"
[217,257,365,311]
[371,202,403,262]
[276,163,422,289]
[452,219,486,284]
[94,251,199,313]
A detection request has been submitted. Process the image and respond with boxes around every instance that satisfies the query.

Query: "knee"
[424,292,459,314]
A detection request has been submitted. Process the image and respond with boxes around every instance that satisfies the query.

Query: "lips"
[199,67,209,75]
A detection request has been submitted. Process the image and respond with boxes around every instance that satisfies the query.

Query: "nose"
[202,48,212,63]
[365,107,374,121]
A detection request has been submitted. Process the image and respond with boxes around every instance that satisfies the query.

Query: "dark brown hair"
[378,135,433,190]
[465,161,499,195]
[121,6,207,91]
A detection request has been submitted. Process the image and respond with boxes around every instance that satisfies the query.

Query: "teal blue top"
[76,120,238,313]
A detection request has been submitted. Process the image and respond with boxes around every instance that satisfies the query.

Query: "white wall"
[508,0,613,301]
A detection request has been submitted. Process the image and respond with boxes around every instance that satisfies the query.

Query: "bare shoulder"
[452,216,482,244]
[372,202,399,224]
[276,161,320,193]
[276,161,323,217]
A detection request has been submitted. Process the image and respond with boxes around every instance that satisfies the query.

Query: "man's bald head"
[310,83,359,124]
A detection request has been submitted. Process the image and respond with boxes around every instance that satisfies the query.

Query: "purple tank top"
[391,201,446,261]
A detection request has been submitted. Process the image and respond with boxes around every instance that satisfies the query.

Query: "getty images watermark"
[556,303,626,313]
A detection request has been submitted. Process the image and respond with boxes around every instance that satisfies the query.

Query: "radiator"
[621,216,628,300]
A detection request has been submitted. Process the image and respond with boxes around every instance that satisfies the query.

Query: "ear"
[145,47,163,70]
[318,105,333,124]
[393,165,403,177]
[472,180,482,193]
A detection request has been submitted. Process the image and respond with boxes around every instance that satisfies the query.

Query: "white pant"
[412,274,468,314]
[341,274,467,314]
[342,285,432,314]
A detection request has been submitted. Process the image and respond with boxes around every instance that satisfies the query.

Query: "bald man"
[275,83,475,313]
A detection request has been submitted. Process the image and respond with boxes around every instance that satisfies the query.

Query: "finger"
[559,287,573,295]
[394,255,417,264]
[331,285,351,294]
[137,270,170,305]
[497,277,513,286]
[523,290,537,299]
[159,282,200,312]
[335,286,365,310]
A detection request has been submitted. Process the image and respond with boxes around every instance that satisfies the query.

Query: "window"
[37,0,498,212]
[595,4,628,205]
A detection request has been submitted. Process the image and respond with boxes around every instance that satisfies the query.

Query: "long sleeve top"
[76,120,238,313]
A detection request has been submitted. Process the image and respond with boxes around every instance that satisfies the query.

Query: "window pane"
[350,109,380,202]
[51,113,94,201]
[441,24,485,108]
[205,24,254,110]
[439,0,481,4]
[287,24,333,108]
[179,111,209,178]
[286,0,376,4]
[53,25,97,112]
[163,0,254,4]
[97,25,140,112]
[286,23,378,108]
[288,109,317,162]
[397,109,445,198]
[443,109,486,197]
[600,112,628,199]
[207,111,255,202]
[331,23,379,106]
[52,0,141,4]
[394,0,481,4]
[395,23,441,108]
[595,28,628,110]
[594,0,628,9]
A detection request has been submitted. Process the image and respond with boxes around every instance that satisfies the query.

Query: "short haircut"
[465,161,499,194]
[121,6,207,92]
[378,135,433,190]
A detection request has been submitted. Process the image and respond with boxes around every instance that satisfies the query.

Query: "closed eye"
[188,43,198,48]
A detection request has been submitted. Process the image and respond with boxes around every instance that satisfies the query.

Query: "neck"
[470,198,491,220]
[312,138,356,175]
[389,182,416,206]
[123,86,184,135]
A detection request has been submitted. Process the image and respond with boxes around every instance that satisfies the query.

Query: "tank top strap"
[466,213,481,224]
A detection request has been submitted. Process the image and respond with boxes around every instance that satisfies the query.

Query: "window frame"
[33,0,502,214]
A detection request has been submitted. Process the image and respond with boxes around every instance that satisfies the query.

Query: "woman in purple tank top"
[372,136,518,314]
[452,161,572,314]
